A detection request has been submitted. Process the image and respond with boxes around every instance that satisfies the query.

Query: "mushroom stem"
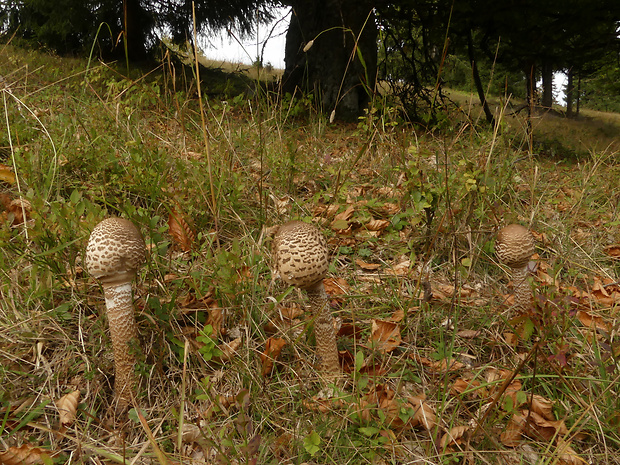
[102,282,139,410]
[306,281,340,378]
[511,266,531,314]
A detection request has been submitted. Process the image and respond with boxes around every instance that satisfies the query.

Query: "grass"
[0,42,619,464]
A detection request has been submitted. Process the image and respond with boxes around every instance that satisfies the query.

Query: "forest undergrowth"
[1,44,620,465]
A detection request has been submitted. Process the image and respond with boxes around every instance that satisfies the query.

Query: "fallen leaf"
[457,329,481,338]
[217,337,242,362]
[0,444,57,465]
[369,319,401,353]
[323,277,349,296]
[440,425,469,449]
[0,164,16,184]
[576,310,610,332]
[56,390,80,427]
[501,412,525,447]
[408,395,437,431]
[365,219,390,232]
[519,409,569,442]
[413,354,465,373]
[355,258,381,270]
[603,244,620,260]
[260,337,286,377]
[334,205,355,222]
[451,378,482,397]
[207,307,224,337]
[169,208,196,252]
[385,258,411,276]
[556,438,587,464]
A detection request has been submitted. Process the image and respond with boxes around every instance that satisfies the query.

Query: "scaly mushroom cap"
[273,221,329,290]
[86,217,146,288]
[496,224,535,269]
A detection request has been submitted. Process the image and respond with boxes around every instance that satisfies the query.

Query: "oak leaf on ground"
[260,337,286,377]
[56,390,80,427]
[0,444,57,465]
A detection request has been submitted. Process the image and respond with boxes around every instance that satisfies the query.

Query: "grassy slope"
[1,44,619,464]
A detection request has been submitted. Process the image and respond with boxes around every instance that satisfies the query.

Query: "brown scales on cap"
[86,217,146,414]
[273,221,340,380]
[496,224,535,313]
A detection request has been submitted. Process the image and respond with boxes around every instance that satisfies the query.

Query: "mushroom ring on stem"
[86,217,146,412]
[496,224,535,313]
[272,220,340,379]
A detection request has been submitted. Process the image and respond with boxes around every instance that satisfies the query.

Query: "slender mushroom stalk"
[495,224,535,313]
[85,217,146,412]
[272,221,340,379]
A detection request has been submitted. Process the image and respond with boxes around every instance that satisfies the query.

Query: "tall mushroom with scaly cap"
[272,221,340,379]
[496,224,535,313]
[86,217,146,412]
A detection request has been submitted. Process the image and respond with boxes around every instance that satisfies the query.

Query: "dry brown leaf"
[456,329,481,338]
[168,208,196,252]
[0,164,16,184]
[365,219,390,232]
[576,310,610,332]
[556,438,587,464]
[355,258,381,270]
[279,303,304,320]
[207,307,224,337]
[451,378,482,397]
[217,337,242,362]
[303,395,348,413]
[603,244,620,260]
[408,395,437,431]
[385,258,411,276]
[0,444,57,465]
[387,309,404,322]
[501,412,525,447]
[440,425,469,449]
[413,354,465,373]
[519,409,568,442]
[260,337,286,377]
[56,390,80,426]
[323,277,349,296]
[313,204,340,218]
[369,319,401,353]
[0,195,30,226]
[180,424,203,443]
[334,205,355,222]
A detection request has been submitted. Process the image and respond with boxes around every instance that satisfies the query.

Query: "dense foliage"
[1,0,619,118]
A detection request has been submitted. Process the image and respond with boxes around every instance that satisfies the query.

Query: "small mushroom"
[85,217,146,412]
[495,224,535,313]
[272,221,340,379]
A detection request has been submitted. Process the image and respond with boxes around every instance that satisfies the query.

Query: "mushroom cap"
[272,220,329,289]
[86,217,146,287]
[496,224,535,268]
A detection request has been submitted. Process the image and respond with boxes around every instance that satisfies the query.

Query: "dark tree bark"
[122,0,150,61]
[565,68,574,117]
[282,0,377,121]
[467,29,495,128]
[541,59,554,108]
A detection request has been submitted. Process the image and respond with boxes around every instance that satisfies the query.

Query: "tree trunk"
[576,71,581,116]
[565,69,574,117]
[541,60,553,108]
[467,29,495,128]
[282,0,377,121]
[123,0,149,61]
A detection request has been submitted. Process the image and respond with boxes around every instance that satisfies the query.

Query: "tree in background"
[1,0,275,60]
[280,0,377,121]
[2,0,618,122]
